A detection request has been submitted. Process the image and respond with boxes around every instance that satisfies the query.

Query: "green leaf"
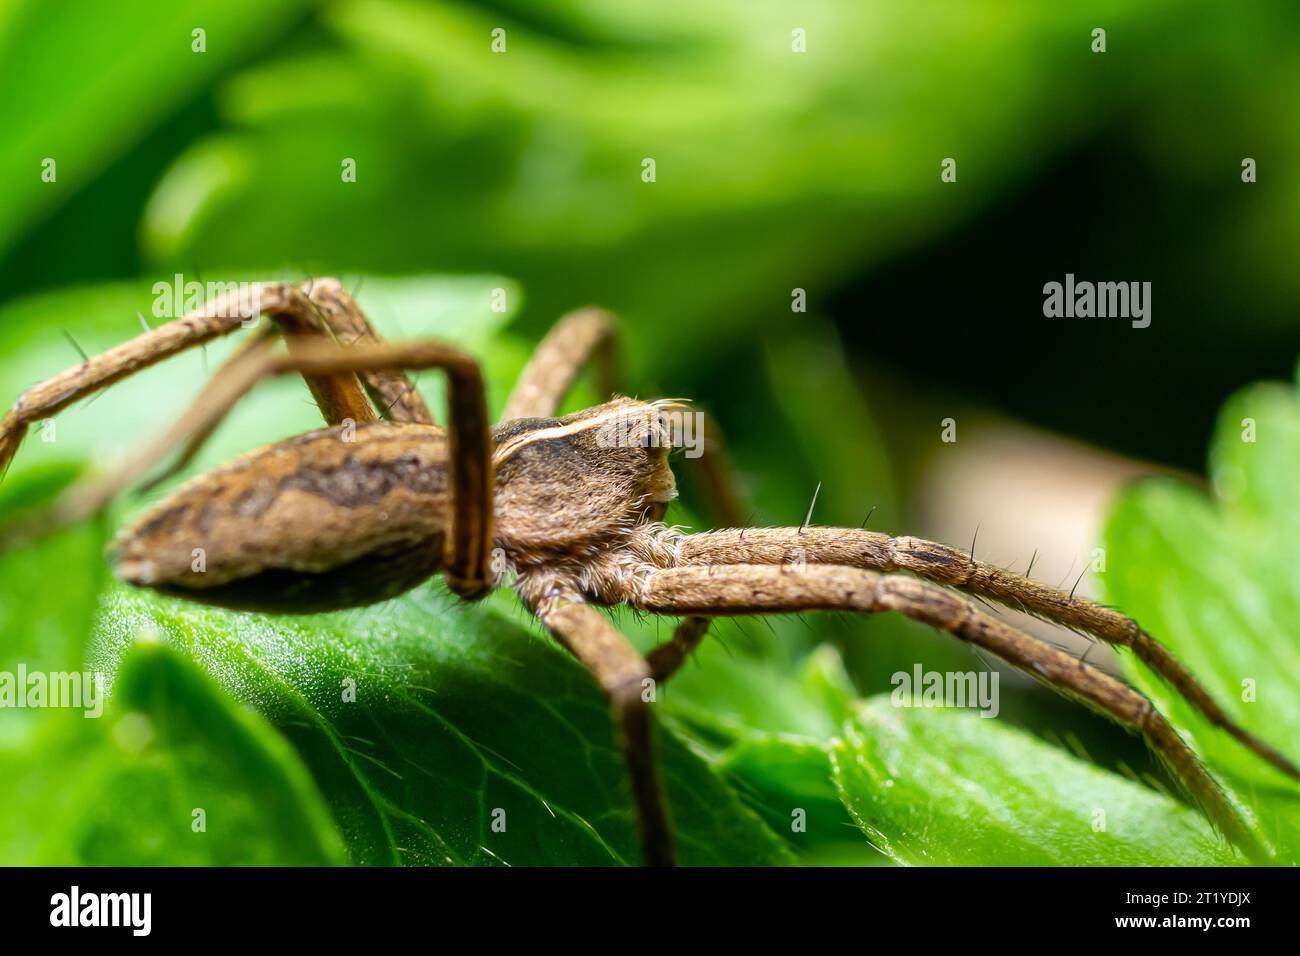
[78,641,348,866]
[0,465,104,863]
[1103,371,1300,858]
[717,735,863,858]
[0,466,347,865]
[0,642,349,866]
[93,584,793,866]
[662,645,886,864]
[831,697,1240,866]
[659,638,845,744]
[0,463,103,675]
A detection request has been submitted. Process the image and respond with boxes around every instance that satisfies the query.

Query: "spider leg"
[303,278,434,425]
[0,329,295,547]
[535,595,674,866]
[646,616,710,683]
[624,563,1270,863]
[0,279,389,482]
[0,282,275,479]
[0,279,412,547]
[667,526,1300,782]
[501,308,620,422]
[502,309,748,526]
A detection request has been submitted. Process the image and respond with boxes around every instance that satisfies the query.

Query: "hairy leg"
[304,278,434,424]
[664,526,1300,781]
[646,616,710,683]
[0,279,409,550]
[3,328,283,543]
[0,280,390,481]
[535,594,674,866]
[501,308,619,422]
[625,563,1270,863]
[0,283,280,479]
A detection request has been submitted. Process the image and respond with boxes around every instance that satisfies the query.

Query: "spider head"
[491,398,685,561]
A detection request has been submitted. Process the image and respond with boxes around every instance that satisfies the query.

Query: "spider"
[0,278,1294,866]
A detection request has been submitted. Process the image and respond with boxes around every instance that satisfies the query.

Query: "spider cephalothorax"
[2,279,1295,867]
[492,398,682,608]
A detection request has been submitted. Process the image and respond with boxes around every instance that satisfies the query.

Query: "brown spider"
[0,278,1293,866]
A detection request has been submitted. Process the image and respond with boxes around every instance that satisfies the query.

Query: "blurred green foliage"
[10,0,1299,363]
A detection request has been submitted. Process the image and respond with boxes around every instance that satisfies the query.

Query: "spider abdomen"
[110,421,450,613]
